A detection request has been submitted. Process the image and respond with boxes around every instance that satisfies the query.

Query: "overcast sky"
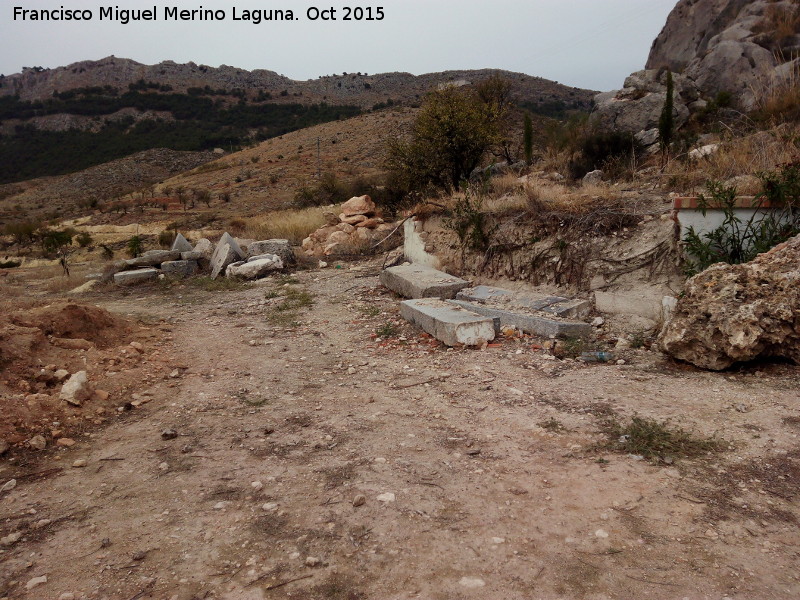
[0,1,677,91]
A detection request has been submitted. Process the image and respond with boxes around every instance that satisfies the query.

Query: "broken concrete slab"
[400,299,495,346]
[381,264,469,299]
[125,250,180,268]
[171,233,194,253]
[447,299,592,339]
[456,285,591,319]
[113,268,159,286]
[161,260,198,279]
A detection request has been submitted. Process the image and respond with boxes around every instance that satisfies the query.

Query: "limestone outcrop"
[595,0,800,143]
[660,234,800,370]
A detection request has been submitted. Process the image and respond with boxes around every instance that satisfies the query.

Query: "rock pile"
[302,195,397,257]
[112,233,291,285]
[660,234,800,370]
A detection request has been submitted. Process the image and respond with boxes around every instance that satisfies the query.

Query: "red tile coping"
[673,196,786,210]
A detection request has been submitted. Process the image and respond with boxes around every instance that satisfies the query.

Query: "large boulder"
[660,235,800,370]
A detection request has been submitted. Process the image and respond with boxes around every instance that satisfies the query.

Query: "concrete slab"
[456,285,591,319]
[113,268,159,286]
[381,264,469,299]
[125,250,180,268]
[400,299,495,346]
[447,299,591,339]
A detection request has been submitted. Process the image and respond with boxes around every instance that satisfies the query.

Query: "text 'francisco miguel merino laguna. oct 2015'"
[12,5,386,24]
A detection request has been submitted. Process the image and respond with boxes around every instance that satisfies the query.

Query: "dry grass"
[664,124,799,194]
[241,205,337,244]
[751,55,800,123]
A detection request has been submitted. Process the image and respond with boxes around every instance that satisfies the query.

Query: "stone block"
[210,232,245,279]
[247,239,295,265]
[447,300,592,339]
[456,286,591,319]
[400,299,495,347]
[161,260,198,279]
[380,264,469,299]
[113,268,159,286]
[226,255,283,279]
[125,250,180,268]
[171,233,194,253]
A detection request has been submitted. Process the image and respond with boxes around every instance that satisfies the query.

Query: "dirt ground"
[1,260,800,600]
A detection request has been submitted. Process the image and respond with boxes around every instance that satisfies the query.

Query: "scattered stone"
[352,494,366,507]
[1,479,17,492]
[583,169,604,185]
[93,389,110,402]
[400,299,495,347]
[161,428,178,440]
[381,264,469,299]
[132,550,148,561]
[159,462,169,471]
[305,556,322,567]
[26,576,48,590]
[458,577,485,589]
[0,531,22,546]
[72,459,87,468]
[129,342,144,353]
[251,481,264,491]
[29,435,47,450]
[491,537,505,544]
[68,280,99,294]
[171,233,194,253]
[376,492,396,503]
[735,403,748,413]
[592,317,605,327]
[0,440,9,456]
[56,437,76,447]
[58,594,76,600]
[60,370,93,406]
[262,502,278,511]
[595,529,609,538]
[113,268,160,286]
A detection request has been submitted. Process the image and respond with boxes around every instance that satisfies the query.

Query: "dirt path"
[2,261,800,599]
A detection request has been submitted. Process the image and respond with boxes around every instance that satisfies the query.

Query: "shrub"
[127,235,144,258]
[568,130,641,180]
[386,84,505,192]
[443,184,497,252]
[75,232,93,247]
[39,227,75,255]
[158,230,176,248]
[682,163,800,275]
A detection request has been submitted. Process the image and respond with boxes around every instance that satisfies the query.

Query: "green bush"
[682,162,800,275]
[443,184,497,252]
[568,130,641,180]
[127,235,144,258]
[75,232,93,247]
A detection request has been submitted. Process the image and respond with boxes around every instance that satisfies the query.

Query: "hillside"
[1,57,595,112]
[0,58,595,184]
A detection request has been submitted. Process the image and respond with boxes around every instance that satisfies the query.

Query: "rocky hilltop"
[0,56,595,111]
[595,0,799,141]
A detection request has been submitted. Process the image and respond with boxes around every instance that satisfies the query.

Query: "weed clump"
[599,414,725,463]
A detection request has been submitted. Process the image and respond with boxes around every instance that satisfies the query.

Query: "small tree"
[386,85,499,192]
[127,235,143,258]
[658,70,674,163]
[523,113,534,165]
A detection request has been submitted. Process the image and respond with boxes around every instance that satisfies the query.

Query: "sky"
[0,1,677,92]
